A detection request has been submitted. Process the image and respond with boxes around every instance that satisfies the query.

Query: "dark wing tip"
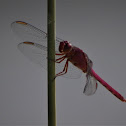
[15,21,28,25]
[23,42,34,45]
[11,21,28,28]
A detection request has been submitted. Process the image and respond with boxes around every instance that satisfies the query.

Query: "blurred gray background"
[1,0,126,125]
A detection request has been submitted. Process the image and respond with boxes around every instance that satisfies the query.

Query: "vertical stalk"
[47,0,56,126]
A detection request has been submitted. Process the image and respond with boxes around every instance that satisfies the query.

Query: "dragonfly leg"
[55,56,66,63]
[55,59,69,78]
[47,55,66,63]
[55,53,65,55]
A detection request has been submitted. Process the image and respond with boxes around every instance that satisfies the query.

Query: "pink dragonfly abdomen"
[91,69,126,102]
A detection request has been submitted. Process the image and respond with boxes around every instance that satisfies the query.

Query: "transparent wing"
[18,42,47,69]
[11,21,63,52]
[83,75,98,95]
[18,42,82,79]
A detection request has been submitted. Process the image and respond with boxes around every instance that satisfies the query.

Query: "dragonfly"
[11,21,126,102]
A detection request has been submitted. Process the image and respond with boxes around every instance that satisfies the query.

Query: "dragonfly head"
[59,41,72,54]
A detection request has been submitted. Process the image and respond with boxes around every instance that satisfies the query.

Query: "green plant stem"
[47,0,56,126]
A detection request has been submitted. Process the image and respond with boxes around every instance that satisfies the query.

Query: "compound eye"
[65,43,68,46]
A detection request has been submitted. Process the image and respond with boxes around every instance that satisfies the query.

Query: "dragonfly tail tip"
[122,99,126,102]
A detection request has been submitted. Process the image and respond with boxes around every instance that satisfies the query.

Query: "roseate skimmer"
[11,21,126,102]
